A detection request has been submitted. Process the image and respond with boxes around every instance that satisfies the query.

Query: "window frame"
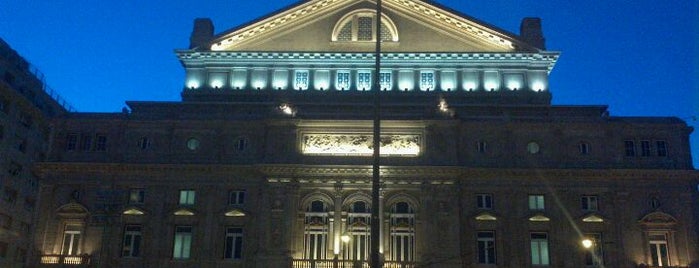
[581,195,599,211]
[528,195,545,210]
[624,140,636,157]
[530,232,550,265]
[656,140,668,157]
[173,226,193,259]
[122,225,143,258]
[476,194,493,210]
[179,190,196,206]
[228,190,246,206]
[224,227,244,260]
[477,231,496,264]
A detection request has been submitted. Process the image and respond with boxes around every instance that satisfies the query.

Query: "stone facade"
[28,0,699,268]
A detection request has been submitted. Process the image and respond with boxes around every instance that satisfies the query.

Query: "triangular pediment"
[581,213,605,223]
[475,212,497,221]
[206,0,536,53]
[56,202,89,218]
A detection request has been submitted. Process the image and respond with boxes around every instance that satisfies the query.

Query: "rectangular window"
[80,134,92,151]
[229,190,245,206]
[530,233,549,265]
[379,72,391,90]
[294,71,309,90]
[357,17,373,41]
[477,141,487,153]
[122,225,142,257]
[583,233,603,267]
[656,141,667,157]
[649,233,670,266]
[641,140,651,157]
[224,227,244,259]
[179,190,195,205]
[420,72,435,91]
[476,194,493,209]
[624,140,635,157]
[66,134,78,151]
[477,231,496,264]
[173,226,192,259]
[579,142,590,155]
[95,134,107,151]
[336,71,350,90]
[529,195,545,210]
[62,225,82,255]
[357,72,371,90]
[129,189,145,204]
[581,195,599,211]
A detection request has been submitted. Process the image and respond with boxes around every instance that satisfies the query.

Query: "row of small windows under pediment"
[185,68,549,92]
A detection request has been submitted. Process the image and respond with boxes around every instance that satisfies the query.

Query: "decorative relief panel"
[302,134,421,156]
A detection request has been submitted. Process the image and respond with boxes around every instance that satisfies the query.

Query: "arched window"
[345,201,371,261]
[332,9,399,42]
[389,201,415,262]
[304,200,329,260]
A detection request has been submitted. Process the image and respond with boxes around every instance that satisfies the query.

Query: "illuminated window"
[347,201,371,261]
[61,225,82,256]
[648,233,670,266]
[173,226,192,259]
[529,195,545,210]
[379,72,391,90]
[477,194,493,209]
[477,231,496,264]
[129,189,145,204]
[624,140,635,156]
[229,190,245,206]
[224,227,244,259]
[641,140,651,157]
[530,233,549,265]
[419,71,434,91]
[358,72,371,90]
[122,225,142,257]
[583,234,603,267]
[295,71,309,90]
[656,140,668,156]
[337,71,350,90]
[581,196,598,211]
[179,190,195,205]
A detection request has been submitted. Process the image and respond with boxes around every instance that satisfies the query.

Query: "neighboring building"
[31,0,698,268]
[0,38,70,268]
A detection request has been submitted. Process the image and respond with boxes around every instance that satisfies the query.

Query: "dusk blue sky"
[1,0,697,167]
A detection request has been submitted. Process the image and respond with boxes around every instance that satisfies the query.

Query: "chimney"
[520,17,546,50]
[189,18,214,49]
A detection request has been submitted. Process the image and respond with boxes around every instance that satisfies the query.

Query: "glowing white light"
[507,81,521,90]
[279,104,295,115]
[210,80,224,89]
[340,234,351,243]
[484,81,497,91]
[532,81,545,91]
[186,80,200,89]
[253,80,266,89]
[438,99,449,112]
[581,239,593,249]
[463,81,477,91]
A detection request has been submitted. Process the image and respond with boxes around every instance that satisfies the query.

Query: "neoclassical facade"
[31,0,698,268]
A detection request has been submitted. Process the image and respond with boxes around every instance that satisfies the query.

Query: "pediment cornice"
[206,0,537,52]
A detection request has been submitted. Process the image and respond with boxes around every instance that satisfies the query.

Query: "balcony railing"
[40,254,91,266]
[292,259,417,268]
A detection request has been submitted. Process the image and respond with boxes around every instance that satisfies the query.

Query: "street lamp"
[581,238,593,249]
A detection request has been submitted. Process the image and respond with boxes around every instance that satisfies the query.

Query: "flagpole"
[370,0,382,267]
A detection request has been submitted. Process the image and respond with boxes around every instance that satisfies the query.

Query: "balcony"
[292,259,416,268]
[39,254,91,266]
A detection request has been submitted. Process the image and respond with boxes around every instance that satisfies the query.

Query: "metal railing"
[40,254,91,266]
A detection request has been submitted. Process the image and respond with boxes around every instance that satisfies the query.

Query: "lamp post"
[370,0,383,267]
[334,234,351,268]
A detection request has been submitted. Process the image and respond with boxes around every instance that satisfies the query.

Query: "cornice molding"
[35,162,698,182]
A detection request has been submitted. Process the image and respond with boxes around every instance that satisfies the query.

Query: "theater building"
[31,0,698,267]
